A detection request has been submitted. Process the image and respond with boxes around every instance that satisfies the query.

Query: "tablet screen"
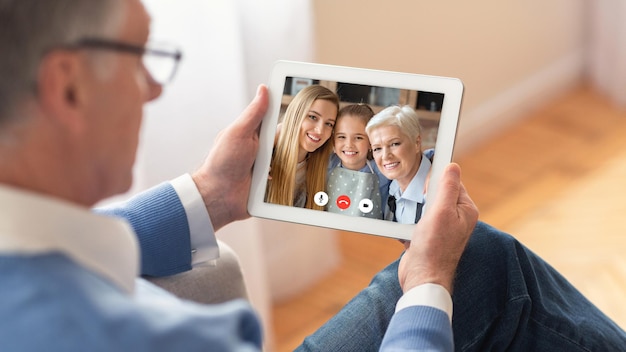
[249,61,463,240]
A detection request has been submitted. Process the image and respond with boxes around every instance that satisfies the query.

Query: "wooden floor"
[270,85,626,351]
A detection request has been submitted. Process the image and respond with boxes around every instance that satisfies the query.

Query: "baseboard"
[454,50,585,157]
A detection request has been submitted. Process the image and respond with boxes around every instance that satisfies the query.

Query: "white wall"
[233,0,341,304]
[132,0,275,329]
[312,0,587,153]
[102,1,341,347]
[587,1,626,107]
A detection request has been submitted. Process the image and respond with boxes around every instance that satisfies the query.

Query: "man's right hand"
[397,163,479,295]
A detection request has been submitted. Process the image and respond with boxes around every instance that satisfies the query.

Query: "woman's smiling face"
[298,99,337,160]
[369,124,422,190]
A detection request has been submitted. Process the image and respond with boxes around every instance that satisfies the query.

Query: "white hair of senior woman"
[365,105,422,142]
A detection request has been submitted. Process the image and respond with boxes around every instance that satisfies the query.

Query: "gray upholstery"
[146,240,248,304]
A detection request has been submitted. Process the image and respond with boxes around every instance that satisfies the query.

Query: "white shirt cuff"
[170,174,220,264]
[395,283,453,324]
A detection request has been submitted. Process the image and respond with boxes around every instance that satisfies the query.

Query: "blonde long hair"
[266,85,339,209]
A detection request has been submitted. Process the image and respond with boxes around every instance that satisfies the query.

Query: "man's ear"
[36,51,88,135]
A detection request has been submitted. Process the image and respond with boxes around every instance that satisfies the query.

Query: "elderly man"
[1,0,625,351]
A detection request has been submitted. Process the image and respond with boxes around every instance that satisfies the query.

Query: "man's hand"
[398,163,479,295]
[191,85,269,231]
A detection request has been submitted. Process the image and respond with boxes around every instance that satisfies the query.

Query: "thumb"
[234,84,269,134]
[430,163,462,210]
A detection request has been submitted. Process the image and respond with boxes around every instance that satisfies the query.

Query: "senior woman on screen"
[365,105,434,224]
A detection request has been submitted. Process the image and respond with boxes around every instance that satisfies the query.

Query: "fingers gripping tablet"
[249,61,463,240]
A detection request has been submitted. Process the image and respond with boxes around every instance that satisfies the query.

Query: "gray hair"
[0,0,125,123]
[365,105,422,142]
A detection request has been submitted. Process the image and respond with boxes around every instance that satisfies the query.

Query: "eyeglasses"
[70,38,183,85]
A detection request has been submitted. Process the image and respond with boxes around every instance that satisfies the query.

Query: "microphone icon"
[313,191,329,206]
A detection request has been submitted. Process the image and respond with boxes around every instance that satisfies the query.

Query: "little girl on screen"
[327,104,390,218]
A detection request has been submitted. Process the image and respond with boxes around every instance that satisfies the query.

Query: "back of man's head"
[0,0,122,125]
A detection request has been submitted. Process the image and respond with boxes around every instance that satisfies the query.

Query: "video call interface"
[264,76,445,225]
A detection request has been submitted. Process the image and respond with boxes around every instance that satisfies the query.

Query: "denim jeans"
[296,222,626,351]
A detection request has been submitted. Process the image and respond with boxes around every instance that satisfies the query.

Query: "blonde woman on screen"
[266,84,339,209]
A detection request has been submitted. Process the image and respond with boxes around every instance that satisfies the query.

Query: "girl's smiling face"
[369,124,422,191]
[298,99,337,161]
[333,114,370,171]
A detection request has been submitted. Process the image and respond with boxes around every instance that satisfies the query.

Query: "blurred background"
[102,0,626,350]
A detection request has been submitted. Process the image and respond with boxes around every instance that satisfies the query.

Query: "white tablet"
[248,60,463,240]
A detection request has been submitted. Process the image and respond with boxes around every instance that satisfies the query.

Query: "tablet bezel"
[248,60,463,240]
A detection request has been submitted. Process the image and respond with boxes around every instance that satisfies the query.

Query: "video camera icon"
[358,198,374,214]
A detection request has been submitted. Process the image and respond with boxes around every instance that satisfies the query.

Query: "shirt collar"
[389,154,432,202]
[339,159,375,174]
[0,184,139,294]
